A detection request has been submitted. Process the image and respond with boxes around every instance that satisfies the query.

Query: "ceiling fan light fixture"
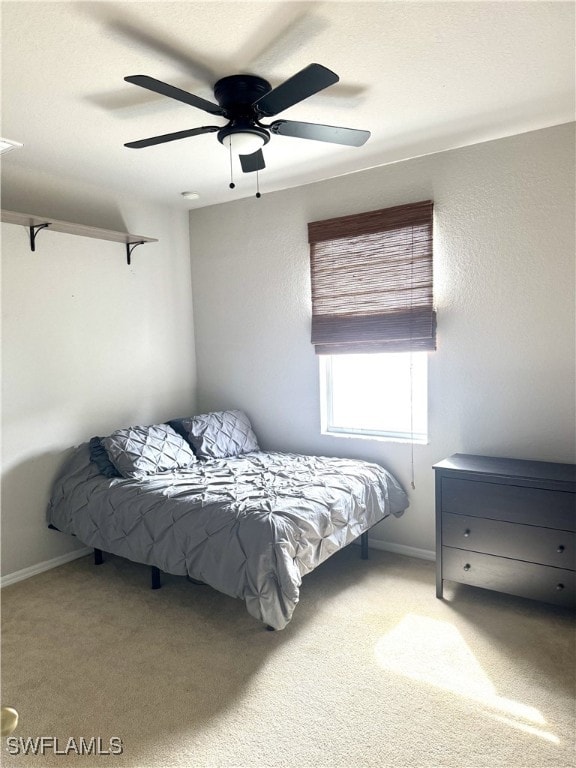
[223,131,266,156]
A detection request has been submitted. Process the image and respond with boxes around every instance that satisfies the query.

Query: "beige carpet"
[1,548,574,768]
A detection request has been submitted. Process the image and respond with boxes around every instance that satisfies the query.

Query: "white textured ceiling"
[1,1,574,210]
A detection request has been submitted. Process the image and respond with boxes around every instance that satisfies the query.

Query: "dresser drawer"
[442,477,575,531]
[442,512,575,569]
[442,547,576,608]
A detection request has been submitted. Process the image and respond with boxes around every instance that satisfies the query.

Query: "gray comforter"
[47,445,409,629]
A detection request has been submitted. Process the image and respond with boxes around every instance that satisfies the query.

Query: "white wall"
[1,166,198,577]
[188,124,576,556]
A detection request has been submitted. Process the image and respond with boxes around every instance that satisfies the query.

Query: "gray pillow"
[89,436,121,478]
[170,410,259,459]
[102,424,196,479]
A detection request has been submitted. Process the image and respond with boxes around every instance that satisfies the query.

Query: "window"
[320,352,428,443]
[308,200,435,443]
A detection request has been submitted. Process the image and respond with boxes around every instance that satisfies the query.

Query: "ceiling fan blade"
[253,63,339,117]
[239,149,266,173]
[125,76,224,116]
[125,126,219,149]
[80,4,220,84]
[236,3,324,72]
[113,21,218,85]
[270,119,370,147]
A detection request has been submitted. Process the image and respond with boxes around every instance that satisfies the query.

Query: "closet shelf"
[1,209,158,265]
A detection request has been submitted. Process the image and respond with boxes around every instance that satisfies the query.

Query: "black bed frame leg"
[151,566,161,590]
[360,532,369,560]
[94,548,104,565]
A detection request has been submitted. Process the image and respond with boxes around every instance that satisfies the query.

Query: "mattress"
[47,445,409,629]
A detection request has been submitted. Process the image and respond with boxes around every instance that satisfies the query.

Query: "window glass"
[320,352,428,443]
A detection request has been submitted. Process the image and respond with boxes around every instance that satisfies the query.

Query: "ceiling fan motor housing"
[214,74,271,112]
[214,75,272,150]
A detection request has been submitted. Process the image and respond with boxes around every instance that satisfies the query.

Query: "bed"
[47,410,409,630]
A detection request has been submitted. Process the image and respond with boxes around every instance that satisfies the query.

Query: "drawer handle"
[463,529,471,538]
[463,563,471,572]
[556,583,565,591]
[557,545,565,553]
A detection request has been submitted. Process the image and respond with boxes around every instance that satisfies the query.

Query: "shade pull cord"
[410,350,416,490]
[409,224,416,490]
[228,141,235,189]
[256,170,261,199]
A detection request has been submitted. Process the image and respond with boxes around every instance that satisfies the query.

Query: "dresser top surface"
[433,453,576,485]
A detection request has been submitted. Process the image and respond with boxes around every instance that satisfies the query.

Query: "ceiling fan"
[123,63,370,177]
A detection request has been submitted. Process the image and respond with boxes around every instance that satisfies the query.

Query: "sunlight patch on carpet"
[374,614,560,744]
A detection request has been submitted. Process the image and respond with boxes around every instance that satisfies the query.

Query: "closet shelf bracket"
[126,241,145,266]
[29,222,51,252]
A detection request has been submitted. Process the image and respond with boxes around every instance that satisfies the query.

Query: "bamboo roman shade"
[308,200,435,354]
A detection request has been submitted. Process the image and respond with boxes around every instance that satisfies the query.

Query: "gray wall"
[1,166,198,577]
[188,124,576,557]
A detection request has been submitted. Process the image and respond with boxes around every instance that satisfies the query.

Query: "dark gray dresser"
[433,454,576,608]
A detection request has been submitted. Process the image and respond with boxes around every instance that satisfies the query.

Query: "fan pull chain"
[256,170,261,199]
[228,140,235,189]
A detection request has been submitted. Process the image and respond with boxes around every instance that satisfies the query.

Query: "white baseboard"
[1,547,92,588]
[368,539,436,562]
[0,540,435,588]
